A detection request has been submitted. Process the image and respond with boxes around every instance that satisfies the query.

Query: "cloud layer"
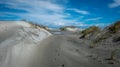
[67,8,89,15]
[85,17,103,21]
[109,0,120,8]
[0,0,116,28]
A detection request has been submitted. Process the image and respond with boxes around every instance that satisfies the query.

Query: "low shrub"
[60,27,65,31]
[109,21,120,33]
[80,26,100,38]
[82,26,100,35]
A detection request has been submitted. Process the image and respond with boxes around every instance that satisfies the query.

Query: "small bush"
[109,21,120,33]
[82,26,100,35]
[80,26,100,38]
[60,27,65,31]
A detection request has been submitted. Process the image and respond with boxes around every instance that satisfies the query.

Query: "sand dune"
[0,21,52,67]
[0,21,120,67]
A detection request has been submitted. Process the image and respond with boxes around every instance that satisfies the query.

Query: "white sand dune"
[0,21,118,67]
[65,27,80,32]
[0,21,52,67]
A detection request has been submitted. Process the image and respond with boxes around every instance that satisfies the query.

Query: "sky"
[0,0,120,28]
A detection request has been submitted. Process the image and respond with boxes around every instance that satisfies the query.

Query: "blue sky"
[0,0,120,28]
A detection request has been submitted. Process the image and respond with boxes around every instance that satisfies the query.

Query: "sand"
[0,21,120,67]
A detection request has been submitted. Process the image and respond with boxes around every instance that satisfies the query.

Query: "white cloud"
[67,8,89,15]
[71,22,107,28]
[3,0,64,13]
[0,0,90,27]
[85,17,103,21]
[0,0,68,25]
[0,0,105,28]
[109,0,120,8]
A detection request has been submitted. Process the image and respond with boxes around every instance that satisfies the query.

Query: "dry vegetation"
[80,26,100,39]
[90,21,120,48]
[93,21,120,44]
[108,21,120,33]
[22,20,49,31]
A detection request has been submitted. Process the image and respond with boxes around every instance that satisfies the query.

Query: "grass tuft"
[109,21,120,33]
[80,26,100,38]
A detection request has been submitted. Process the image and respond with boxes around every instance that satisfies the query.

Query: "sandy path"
[31,35,105,67]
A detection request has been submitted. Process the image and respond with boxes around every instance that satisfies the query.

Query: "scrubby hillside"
[77,21,120,66]
[79,21,120,47]
[93,21,120,46]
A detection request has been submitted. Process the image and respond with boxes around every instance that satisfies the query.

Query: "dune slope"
[0,21,52,67]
